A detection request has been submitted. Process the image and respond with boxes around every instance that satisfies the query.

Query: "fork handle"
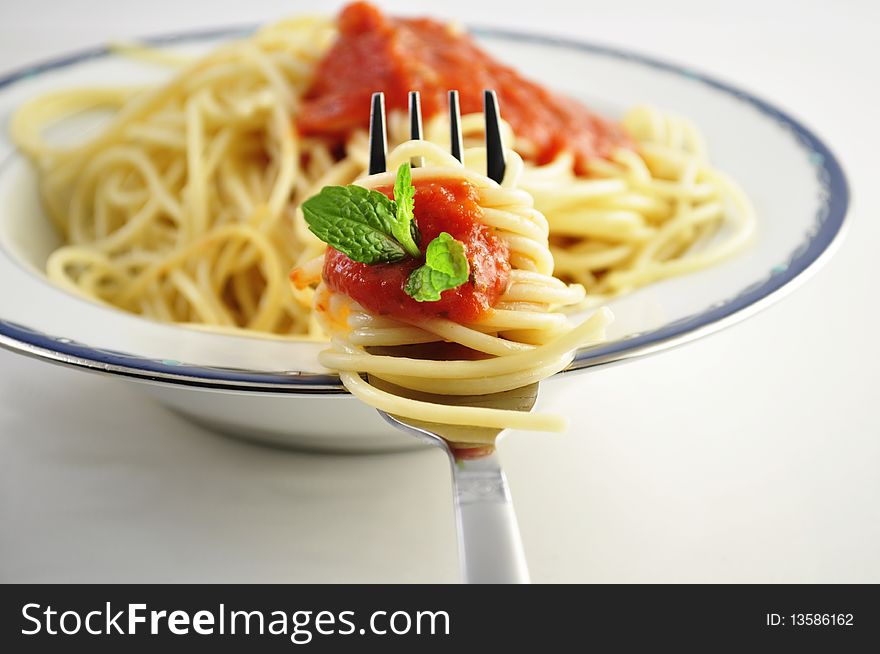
[449,453,530,584]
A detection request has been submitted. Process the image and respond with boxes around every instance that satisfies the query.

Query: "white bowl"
[0,27,849,451]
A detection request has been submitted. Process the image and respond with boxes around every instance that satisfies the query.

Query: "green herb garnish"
[301,163,421,264]
[301,163,471,302]
[403,232,470,302]
[391,161,420,258]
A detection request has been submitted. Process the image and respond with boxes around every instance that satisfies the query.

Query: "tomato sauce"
[298,2,632,174]
[322,178,510,323]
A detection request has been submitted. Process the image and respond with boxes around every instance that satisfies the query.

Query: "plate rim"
[0,24,850,394]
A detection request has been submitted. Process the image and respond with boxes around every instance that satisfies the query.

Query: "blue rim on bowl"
[0,26,850,394]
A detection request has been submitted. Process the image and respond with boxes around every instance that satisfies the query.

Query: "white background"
[1,0,878,582]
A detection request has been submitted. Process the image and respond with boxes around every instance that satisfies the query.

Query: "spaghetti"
[12,16,338,336]
[10,2,755,343]
[292,140,611,434]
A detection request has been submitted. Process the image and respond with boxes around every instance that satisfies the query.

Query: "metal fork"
[372,377,532,585]
[368,90,528,584]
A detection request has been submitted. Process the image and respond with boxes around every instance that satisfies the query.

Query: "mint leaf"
[404,232,470,302]
[301,163,421,265]
[425,232,470,278]
[302,185,407,264]
[391,163,421,258]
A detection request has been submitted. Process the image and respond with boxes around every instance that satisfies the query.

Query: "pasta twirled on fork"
[292,140,610,433]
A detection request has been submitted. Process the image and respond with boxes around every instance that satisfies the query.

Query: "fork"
[368,89,528,584]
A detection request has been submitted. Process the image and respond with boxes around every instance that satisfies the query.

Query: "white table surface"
[1,0,878,583]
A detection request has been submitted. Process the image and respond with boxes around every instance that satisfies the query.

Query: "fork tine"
[409,91,423,141]
[483,89,506,184]
[368,91,387,175]
[448,90,464,164]
[409,91,425,168]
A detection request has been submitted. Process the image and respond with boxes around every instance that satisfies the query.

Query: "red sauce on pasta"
[322,178,510,323]
[299,1,631,174]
